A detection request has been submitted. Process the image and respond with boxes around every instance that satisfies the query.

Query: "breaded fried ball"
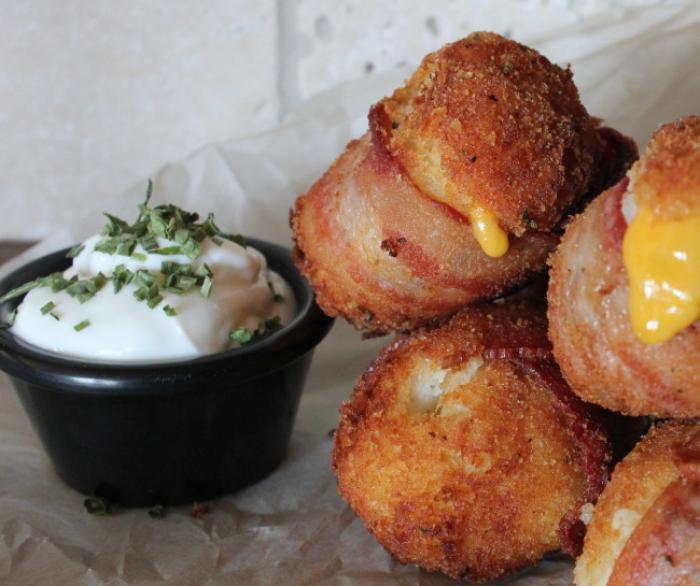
[575,421,700,586]
[292,134,556,333]
[292,33,636,334]
[548,117,700,418]
[372,31,602,235]
[333,299,612,582]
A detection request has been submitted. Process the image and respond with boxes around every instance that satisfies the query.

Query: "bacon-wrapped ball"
[333,297,612,582]
[548,116,700,418]
[292,32,636,334]
[575,421,700,586]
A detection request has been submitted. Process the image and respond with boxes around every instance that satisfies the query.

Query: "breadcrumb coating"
[334,299,611,582]
[629,115,700,220]
[575,422,700,586]
[373,31,602,235]
[548,167,700,417]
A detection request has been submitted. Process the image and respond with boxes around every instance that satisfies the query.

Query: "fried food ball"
[575,421,700,586]
[548,117,700,418]
[333,298,612,582]
[372,31,602,235]
[292,33,636,335]
[631,116,700,220]
[292,133,556,334]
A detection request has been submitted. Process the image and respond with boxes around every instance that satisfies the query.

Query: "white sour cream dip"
[11,235,295,362]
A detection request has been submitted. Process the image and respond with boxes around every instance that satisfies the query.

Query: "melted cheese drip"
[623,206,700,344]
[469,207,509,258]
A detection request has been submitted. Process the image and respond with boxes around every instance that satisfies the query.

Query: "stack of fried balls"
[292,31,699,584]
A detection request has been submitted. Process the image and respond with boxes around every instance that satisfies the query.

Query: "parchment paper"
[2,3,700,584]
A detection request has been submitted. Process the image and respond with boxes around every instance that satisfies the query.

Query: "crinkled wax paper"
[2,3,700,584]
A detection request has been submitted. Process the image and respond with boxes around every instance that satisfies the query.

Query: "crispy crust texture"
[291,124,634,334]
[373,32,602,235]
[548,178,700,417]
[629,115,700,220]
[575,421,700,586]
[291,133,556,333]
[333,299,612,582]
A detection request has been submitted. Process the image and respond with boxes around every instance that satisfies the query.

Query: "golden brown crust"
[374,31,602,235]
[630,115,700,220]
[575,422,700,586]
[333,300,611,582]
[291,133,556,333]
[548,178,700,417]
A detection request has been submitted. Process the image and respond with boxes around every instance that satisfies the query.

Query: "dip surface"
[8,197,295,362]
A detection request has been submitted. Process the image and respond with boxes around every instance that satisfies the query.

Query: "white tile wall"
[0,0,657,240]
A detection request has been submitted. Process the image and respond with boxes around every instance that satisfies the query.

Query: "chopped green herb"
[522,209,539,229]
[260,316,282,335]
[0,309,17,330]
[0,277,47,303]
[273,293,285,303]
[112,264,134,293]
[200,276,212,298]
[147,294,163,309]
[229,316,283,347]
[66,244,85,258]
[40,301,56,315]
[65,275,106,304]
[49,311,60,321]
[93,273,108,290]
[144,178,153,206]
[163,304,177,316]
[195,264,212,278]
[148,504,166,519]
[50,274,76,293]
[115,239,136,257]
[0,181,249,314]
[73,319,91,332]
[139,234,159,252]
[84,495,118,516]
[230,327,253,344]
[152,246,182,255]
[103,213,130,236]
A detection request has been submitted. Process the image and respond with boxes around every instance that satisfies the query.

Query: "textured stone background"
[0,0,655,239]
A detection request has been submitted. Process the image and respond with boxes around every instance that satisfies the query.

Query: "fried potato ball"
[548,118,700,418]
[333,298,612,582]
[372,31,602,235]
[575,421,700,586]
[292,33,636,335]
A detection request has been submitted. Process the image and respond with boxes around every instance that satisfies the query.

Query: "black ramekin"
[0,238,333,506]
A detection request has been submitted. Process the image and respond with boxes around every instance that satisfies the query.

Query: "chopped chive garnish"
[229,316,283,347]
[49,311,60,321]
[147,294,163,309]
[163,304,177,316]
[2,181,251,320]
[273,293,284,303]
[84,495,117,516]
[230,327,253,344]
[0,278,46,303]
[0,309,17,330]
[152,246,182,255]
[200,276,212,298]
[66,244,85,258]
[148,504,166,519]
[74,319,91,332]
